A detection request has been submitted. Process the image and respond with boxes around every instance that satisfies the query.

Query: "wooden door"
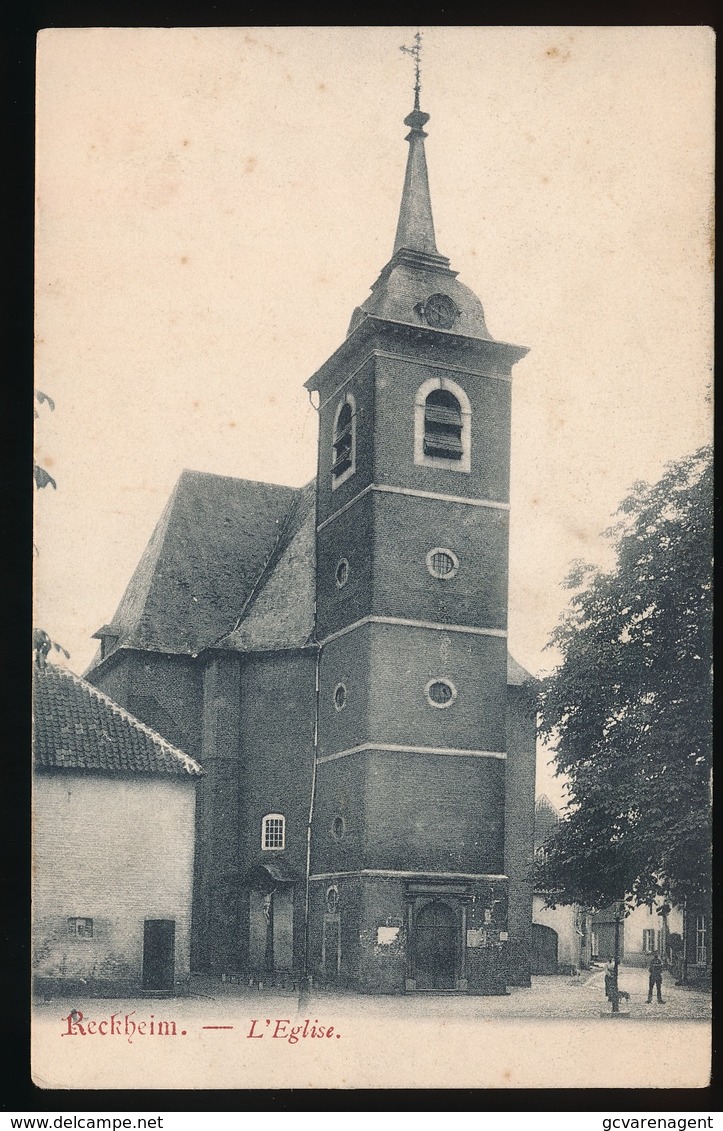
[414,900,456,989]
[142,919,175,991]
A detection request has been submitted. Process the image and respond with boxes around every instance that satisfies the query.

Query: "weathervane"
[400,29,423,111]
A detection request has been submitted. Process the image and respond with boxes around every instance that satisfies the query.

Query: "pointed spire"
[392,106,440,257]
[394,32,441,258]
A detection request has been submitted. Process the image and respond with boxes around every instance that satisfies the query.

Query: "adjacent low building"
[33,662,202,997]
[532,795,592,975]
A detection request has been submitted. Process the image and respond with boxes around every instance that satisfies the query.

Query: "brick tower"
[305,94,531,993]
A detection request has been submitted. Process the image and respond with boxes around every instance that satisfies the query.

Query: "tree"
[34,390,57,491]
[537,445,712,913]
[34,390,68,666]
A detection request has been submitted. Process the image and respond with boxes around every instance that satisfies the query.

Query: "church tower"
[305,85,532,993]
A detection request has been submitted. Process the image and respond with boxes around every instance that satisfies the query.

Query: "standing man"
[647,952,665,1003]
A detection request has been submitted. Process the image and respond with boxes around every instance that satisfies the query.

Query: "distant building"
[532,795,592,975]
[33,663,202,997]
[617,900,682,968]
[85,89,538,994]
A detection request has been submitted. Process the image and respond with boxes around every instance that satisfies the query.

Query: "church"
[85,80,538,994]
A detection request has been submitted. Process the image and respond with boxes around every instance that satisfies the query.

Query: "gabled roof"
[90,470,300,661]
[33,663,202,777]
[89,468,538,683]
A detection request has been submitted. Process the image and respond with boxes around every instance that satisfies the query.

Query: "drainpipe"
[302,641,322,988]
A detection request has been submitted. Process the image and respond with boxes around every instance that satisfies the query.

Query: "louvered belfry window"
[423,389,463,460]
[332,402,354,479]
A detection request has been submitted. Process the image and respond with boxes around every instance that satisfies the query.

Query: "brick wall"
[364,748,505,874]
[316,356,376,526]
[238,650,317,972]
[33,771,196,995]
[374,353,512,503]
[88,651,203,759]
[504,683,537,985]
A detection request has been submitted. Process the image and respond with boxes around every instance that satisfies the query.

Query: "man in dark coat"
[647,952,665,1003]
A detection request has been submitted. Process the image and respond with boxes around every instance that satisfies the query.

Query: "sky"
[34,27,714,806]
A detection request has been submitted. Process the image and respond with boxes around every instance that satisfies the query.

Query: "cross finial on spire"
[400,29,422,111]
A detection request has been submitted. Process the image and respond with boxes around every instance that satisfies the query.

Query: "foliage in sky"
[537,445,712,911]
[34,390,69,664]
[34,390,57,490]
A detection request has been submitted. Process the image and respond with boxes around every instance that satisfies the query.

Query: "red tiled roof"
[33,663,202,777]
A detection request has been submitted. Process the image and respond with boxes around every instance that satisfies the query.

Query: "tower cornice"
[305,315,528,394]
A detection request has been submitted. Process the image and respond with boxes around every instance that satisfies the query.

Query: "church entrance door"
[414,900,457,990]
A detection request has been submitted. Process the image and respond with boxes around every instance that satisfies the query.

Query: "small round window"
[335,558,349,588]
[334,683,347,711]
[331,815,346,841]
[426,547,459,579]
[426,679,457,708]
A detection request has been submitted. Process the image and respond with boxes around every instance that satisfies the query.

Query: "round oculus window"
[426,547,459,579]
[335,558,350,588]
[426,679,457,708]
[334,683,347,710]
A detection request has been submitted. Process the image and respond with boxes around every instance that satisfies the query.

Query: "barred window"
[426,547,459,579]
[262,813,285,851]
[68,917,93,939]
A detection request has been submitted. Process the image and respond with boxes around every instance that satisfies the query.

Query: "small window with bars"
[426,547,459,579]
[425,679,457,708]
[331,395,356,486]
[68,917,93,939]
[423,389,463,461]
[262,813,285,851]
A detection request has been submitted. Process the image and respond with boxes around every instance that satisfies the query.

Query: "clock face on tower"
[423,293,457,329]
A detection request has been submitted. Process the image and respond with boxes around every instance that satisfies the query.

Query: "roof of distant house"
[33,662,202,777]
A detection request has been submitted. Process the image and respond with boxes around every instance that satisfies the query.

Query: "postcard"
[32,26,713,1090]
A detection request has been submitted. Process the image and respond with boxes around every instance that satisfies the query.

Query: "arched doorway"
[531,923,559,974]
[414,900,457,990]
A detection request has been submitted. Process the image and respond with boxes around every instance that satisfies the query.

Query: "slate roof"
[93,470,300,658]
[33,663,202,777]
[89,468,535,685]
[219,480,316,653]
